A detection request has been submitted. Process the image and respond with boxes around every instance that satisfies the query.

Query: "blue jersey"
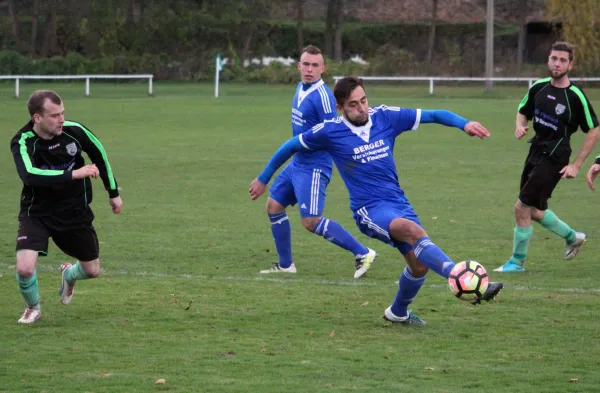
[291,79,336,172]
[298,105,421,211]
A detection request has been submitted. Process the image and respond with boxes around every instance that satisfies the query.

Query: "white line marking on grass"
[2,263,600,293]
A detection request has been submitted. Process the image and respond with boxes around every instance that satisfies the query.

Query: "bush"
[0,50,31,74]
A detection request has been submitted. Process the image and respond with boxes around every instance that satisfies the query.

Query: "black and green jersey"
[10,120,119,222]
[518,77,599,156]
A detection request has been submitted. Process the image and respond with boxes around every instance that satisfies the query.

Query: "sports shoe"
[59,263,75,305]
[494,260,525,273]
[259,263,297,274]
[471,282,503,305]
[17,306,41,324]
[565,232,586,260]
[354,248,377,279]
[383,307,427,326]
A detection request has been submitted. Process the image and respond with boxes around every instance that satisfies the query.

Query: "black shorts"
[16,216,99,261]
[518,149,568,211]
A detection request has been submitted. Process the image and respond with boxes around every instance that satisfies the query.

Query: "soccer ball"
[448,260,489,301]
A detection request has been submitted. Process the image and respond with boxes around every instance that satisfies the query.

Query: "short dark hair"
[333,76,365,106]
[27,90,62,117]
[551,41,574,61]
[302,45,322,56]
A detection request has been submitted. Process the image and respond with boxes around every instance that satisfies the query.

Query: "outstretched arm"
[586,153,600,191]
[562,127,600,179]
[420,110,490,139]
[249,136,308,200]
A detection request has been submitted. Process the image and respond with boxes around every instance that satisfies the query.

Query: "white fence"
[333,76,600,95]
[0,74,154,98]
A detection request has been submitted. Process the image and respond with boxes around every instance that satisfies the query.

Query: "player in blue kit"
[260,46,376,278]
[250,76,503,325]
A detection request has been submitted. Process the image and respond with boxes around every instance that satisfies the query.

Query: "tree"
[333,0,344,62]
[323,0,336,58]
[296,0,304,56]
[502,0,546,73]
[547,0,600,73]
[40,0,59,57]
[8,0,21,51]
[426,0,438,69]
[30,0,40,56]
[324,0,344,61]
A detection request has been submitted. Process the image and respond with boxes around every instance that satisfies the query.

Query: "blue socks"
[269,212,293,268]
[314,217,369,256]
[413,237,455,278]
[269,213,369,269]
[390,266,426,317]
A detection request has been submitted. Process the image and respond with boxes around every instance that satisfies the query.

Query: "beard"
[344,112,369,127]
[549,68,568,80]
[347,118,369,127]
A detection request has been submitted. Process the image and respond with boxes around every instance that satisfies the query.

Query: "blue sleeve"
[420,109,469,131]
[315,86,336,122]
[257,137,307,184]
[376,106,420,137]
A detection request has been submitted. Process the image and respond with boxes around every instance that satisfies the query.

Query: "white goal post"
[333,76,600,95]
[0,74,154,98]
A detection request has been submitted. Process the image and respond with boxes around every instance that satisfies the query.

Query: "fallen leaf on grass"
[329,330,335,337]
[360,301,369,307]
[306,331,314,336]
[568,378,578,383]
[425,367,435,371]
[155,379,166,385]
[383,354,389,359]
[184,300,192,310]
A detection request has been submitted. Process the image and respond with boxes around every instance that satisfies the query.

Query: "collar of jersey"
[301,79,322,91]
[342,115,372,143]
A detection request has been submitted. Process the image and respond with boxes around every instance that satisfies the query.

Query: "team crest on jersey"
[66,142,77,156]
[555,103,566,115]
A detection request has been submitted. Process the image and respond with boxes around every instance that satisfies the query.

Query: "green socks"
[511,225,533,264]
[64,262,90,284]
[17,271,40,309]
[539,210,576,244]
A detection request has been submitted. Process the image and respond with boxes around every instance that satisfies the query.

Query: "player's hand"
[515,126,529,140]
[109,196,123,214]
[249,178,267,200]
[560,163,580,179]
[586,163,600,191]
[464,121,490,139]
[72,164,99,179]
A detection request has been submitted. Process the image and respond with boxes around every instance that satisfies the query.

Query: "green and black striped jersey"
[518,78,599,152]
[10,120,119,221]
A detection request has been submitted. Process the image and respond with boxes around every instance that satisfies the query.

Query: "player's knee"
[266,198,285,215]
[301,217,320,232]
[411,264,429,277]
[81,259,101,278]
[15,251,37,277]
[391,219,427,244]
[404,253,429,277]
[16,265,35,278]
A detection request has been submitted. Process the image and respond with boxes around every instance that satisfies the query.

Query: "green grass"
[1,82,600,392]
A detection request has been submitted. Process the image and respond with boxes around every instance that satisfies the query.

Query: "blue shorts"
[269,165,330,218]
[353,201,423,255]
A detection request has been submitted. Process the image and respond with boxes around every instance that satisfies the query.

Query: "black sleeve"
[517,84,541,120]
[10,133,72,187]
[68,122,120,198]
[572,86,599,133]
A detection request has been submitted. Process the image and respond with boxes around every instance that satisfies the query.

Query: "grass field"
[1,81,600,392]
